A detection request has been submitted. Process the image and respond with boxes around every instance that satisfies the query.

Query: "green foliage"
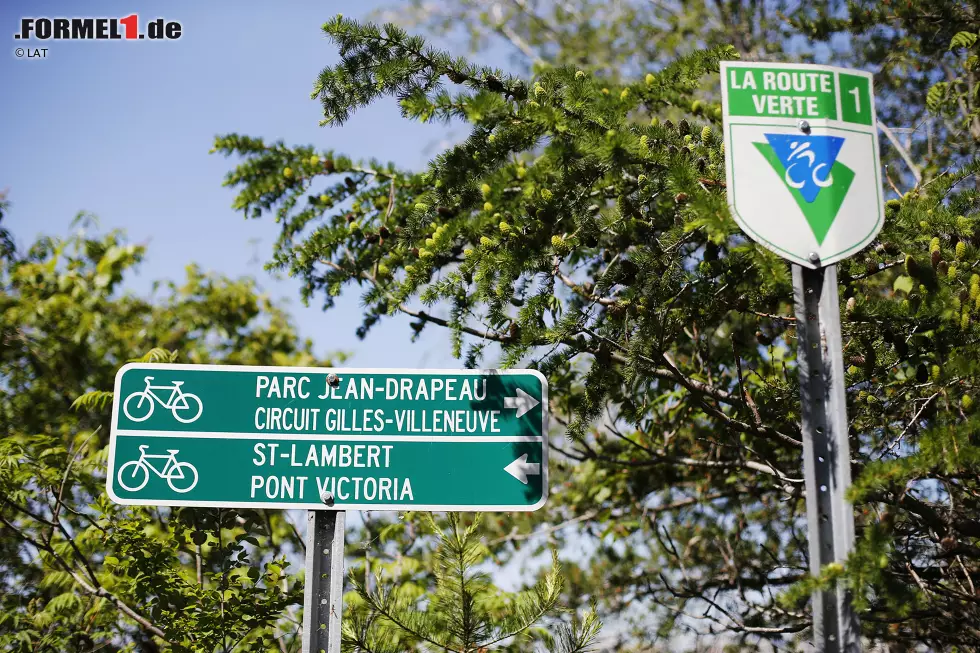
[313,16,527,127]
[379,0,795,81]
[795,0,980,181]
[0,217,337,652]
[0,210,590,652]
[99,508,300,652]
[216,8,980,651]
[343,513,601,652]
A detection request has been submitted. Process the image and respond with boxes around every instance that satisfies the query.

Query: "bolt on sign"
[107,364,548,511]
[720,62,885,268]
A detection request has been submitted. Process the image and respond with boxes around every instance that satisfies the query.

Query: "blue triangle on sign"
[763,133,846,203]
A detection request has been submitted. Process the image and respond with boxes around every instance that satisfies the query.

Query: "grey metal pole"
[301,508,346,653]
[792,261,861,653]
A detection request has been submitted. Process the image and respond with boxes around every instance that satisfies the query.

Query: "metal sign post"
[301,508,346,653]
[793,262,860,653]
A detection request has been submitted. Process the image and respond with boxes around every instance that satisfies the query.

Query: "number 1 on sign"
[848,86,861,113]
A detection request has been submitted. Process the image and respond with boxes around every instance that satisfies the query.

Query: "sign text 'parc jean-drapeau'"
[107,364,548,511]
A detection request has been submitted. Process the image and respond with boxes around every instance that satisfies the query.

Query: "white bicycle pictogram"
[783,140,834,189]
[116,445,199,493]
[123,376,203,424]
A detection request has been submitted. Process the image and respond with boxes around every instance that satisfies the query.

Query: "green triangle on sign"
[753,142,855,245]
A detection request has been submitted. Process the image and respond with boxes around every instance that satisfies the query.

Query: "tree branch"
[879,122,922,184]
[0,512,168,641]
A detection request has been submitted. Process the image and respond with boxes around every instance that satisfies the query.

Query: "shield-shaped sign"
[720,62,885,268]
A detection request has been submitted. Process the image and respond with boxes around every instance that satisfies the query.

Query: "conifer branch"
[586,327,802,446]
[557,271,618,305]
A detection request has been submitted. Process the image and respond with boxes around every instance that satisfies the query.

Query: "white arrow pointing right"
[504,453,541,485]
[503,387,540,418]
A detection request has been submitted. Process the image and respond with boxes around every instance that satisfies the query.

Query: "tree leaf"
[950,31,978,51]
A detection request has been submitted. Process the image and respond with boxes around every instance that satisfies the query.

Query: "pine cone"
[485,76,505,92]
[894,339,908,358]
[916,364,928,383]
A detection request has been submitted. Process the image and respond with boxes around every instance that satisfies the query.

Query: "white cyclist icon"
[116,445,199,493]
[123,376,203,424]
[783,140,833,189]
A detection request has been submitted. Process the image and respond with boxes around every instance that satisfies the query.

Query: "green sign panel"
[107,364,548,511]
[720,62,884,269]
[724,65,874,126]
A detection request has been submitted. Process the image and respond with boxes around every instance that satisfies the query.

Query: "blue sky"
[0,0,482,369]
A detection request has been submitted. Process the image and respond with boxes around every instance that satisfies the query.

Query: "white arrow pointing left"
[504,453,541,485]
[503,387,540,418]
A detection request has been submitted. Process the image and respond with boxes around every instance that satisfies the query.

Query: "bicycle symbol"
[116,445,199,493]
[123,376,203,424]
[783,140,833,190]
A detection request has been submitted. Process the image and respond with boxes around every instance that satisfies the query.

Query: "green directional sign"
[107,364,548,511]
[720,62,884,268]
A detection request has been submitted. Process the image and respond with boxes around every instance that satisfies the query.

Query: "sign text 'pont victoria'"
[107,364,548,511]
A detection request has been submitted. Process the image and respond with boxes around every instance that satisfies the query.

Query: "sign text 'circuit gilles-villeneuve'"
[107,364,548,511]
